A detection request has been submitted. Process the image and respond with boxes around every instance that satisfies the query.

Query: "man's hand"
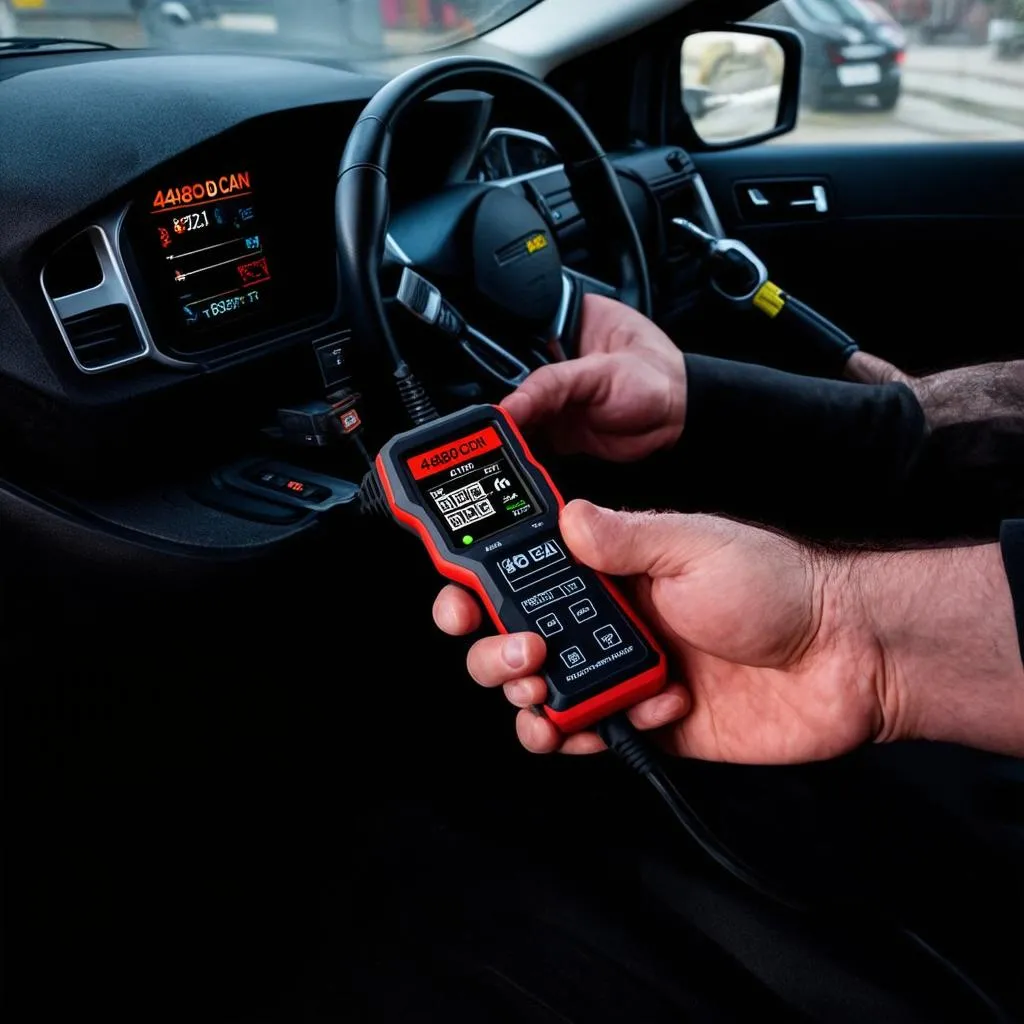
[502,295,687,462]
[434,501,1024,761]
[846,352,1024,432]
[847,354,1024,513]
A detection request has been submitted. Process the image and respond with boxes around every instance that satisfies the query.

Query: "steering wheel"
[336,56,651,405]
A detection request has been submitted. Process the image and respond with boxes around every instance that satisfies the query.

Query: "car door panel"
[693,141,1024,373]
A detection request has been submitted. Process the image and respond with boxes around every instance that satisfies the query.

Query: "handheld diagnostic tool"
[372,405,667,733]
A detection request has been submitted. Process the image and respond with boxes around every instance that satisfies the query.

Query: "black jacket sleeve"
[674,355,928,533]
[1001,520,1024,662]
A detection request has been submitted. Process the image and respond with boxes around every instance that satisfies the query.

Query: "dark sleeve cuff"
[676,354,927,529]
[1000,520,1024,662]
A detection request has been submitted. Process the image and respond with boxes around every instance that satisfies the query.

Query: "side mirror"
[679,24,802,150]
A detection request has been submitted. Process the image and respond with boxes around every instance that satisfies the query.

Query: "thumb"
[560,500,713,579]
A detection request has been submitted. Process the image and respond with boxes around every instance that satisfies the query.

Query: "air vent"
[42,223,151,373]
[62,305,144,371]
[43,232,103,298]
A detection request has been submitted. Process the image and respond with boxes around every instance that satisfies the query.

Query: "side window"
[748,0,1024,144]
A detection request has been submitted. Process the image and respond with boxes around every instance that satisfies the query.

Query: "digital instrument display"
[408,427,541,545]
[146,168,273,336]
[123,114,342,357]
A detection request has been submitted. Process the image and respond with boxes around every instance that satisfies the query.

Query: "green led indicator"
[462,535,474,546]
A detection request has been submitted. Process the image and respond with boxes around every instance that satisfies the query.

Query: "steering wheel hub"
[470,189,564,330]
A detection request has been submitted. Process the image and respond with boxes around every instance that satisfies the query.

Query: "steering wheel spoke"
[555,268,621,356]
[396,268,531,389]
[563,267,621,301]
[461,325,533,389]
[383,232,413,269]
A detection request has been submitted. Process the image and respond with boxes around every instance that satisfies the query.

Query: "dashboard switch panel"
[218,460,359,513]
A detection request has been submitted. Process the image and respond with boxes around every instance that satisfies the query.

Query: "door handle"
[735,178,831,221]
[789,184,829,214]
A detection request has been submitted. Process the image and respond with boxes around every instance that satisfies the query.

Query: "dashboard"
[0,48,724,533]
[96,111,341,365]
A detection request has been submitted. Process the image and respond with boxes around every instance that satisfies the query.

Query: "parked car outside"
[755,0,906,110]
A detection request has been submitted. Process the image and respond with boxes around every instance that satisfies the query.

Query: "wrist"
[842,351,910,387]
[660,347,688,451]
[846,545,1024,756]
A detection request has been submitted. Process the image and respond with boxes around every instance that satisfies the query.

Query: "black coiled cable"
[359,469,388,519]
[395,361,439,427]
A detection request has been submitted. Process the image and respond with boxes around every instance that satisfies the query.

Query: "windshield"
[0,0,542,59]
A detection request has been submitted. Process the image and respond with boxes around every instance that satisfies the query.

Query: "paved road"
[780,89,1024,145]
[906,43,1024,86]
[780,43,1024,145]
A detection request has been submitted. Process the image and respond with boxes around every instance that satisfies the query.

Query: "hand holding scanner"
[368,404,667,734]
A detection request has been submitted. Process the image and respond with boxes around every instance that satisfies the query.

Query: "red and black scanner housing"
[375,404,666,733]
